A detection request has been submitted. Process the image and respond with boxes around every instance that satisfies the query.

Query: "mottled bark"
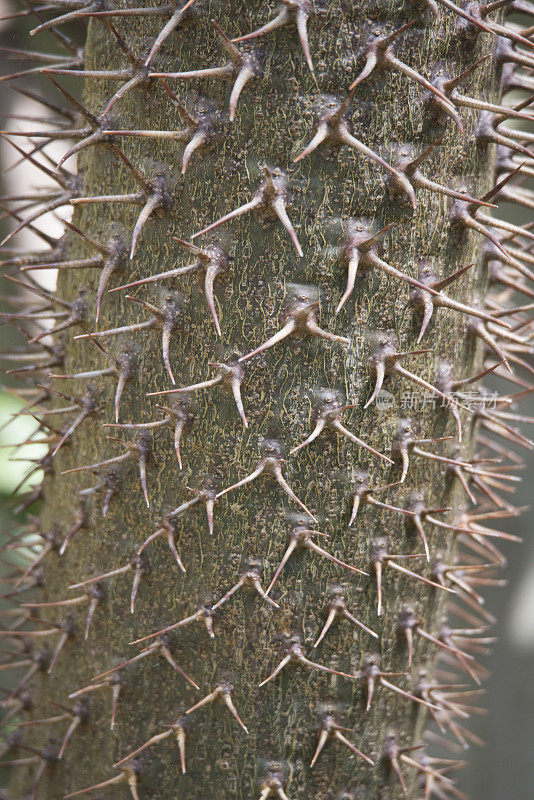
[7,2,506,799]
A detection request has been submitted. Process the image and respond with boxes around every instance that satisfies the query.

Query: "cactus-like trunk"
[2,2,533,800]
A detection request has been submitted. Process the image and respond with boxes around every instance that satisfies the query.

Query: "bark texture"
[2,1,527,799]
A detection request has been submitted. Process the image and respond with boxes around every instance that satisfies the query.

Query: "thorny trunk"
[2,1,533,800]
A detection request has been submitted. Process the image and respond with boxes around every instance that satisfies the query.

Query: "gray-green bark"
[6,1,507,799]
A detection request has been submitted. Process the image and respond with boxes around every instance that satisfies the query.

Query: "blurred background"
[0,2,532,797]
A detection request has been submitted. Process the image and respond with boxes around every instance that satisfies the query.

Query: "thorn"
[232,0,315,75]
[114,716,189,773]
[130,194,162,260]
[62,433,153,509]
[70,173,172,261]
[239,287,348,362]
[25,742,60,800]
[313,587,378,647]
[137,518,185,572]
[293,93,416,206]
[403,493,449,561]
[340,223,482,303]
[258,635,354,687]
[432,621,492,683]
[349,470,414,525]
[13,527,62,588]
[92,635,198,688]
[265,525,367,596]
[336,231,362,313]
[64,762,142,800]
[23,585,103,640]
[349,25,456,121]
[435,0,495,35]
[310,712,374,767]
[144,0,197,65]
[149,20,262,121]
[390,141,498,208]
[68,674,122,730]
[57,702,88,759]
[109,236,205,292]
[51,388,99,458]
[186,681,248,733]
[257,773,291,800]
[476,110,534,160]
[290,392,392,462]
[364,335,472,416]
[359,654,435,714]
[398,605,475,668]
[370,538,455,616]
[47,618,75,674]
[216,438,317,521]
[73,319,155,342]
[191,168,302,255]
[474,1,534,49]
[130,603,215,646]
[467,317,512,374]
[2,648,49,703]
[212,564,280,609]
[68,554,147,615]
[382,732,425,795]
[148,359,247,426]
[443,66,534,122]
[79,292,182,385]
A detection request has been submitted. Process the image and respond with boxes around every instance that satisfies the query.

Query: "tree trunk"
[2,2,532,800]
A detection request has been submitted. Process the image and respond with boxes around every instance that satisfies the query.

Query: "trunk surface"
[2,1,526,800]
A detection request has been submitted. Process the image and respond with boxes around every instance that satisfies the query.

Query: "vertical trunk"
[2,2,530,800]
